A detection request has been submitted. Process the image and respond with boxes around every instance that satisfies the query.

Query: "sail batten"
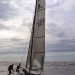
[26,0,45,72]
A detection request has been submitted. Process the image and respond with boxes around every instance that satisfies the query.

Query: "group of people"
[8,63,28,75]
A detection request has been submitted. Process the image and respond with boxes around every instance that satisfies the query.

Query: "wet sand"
[0,62,75,75]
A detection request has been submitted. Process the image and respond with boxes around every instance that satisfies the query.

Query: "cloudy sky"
[0,0,75,62]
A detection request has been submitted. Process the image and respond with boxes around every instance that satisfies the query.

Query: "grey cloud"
[46,39,75,52]
[46,23,64,37]
[0,23,18,31]
[0,0,18,20]
[0,39,28,53]
[46,0,75,53]
[46,22,75,52]
[0,23,10,30]
[47,0,65,9]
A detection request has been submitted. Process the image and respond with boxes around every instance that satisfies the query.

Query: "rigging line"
[20,51,25,62]
[20,45,26,63]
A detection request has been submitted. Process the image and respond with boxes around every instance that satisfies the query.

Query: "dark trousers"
[16,69,19,74]
[8,69,12,75]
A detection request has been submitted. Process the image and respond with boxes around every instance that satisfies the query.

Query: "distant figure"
[16,63,21,74]
[8,64,14,75]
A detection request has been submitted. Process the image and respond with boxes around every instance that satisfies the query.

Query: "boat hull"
[22,68,40,75]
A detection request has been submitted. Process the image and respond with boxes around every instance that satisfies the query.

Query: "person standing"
[8,64,14,75]
[16,63,21,74]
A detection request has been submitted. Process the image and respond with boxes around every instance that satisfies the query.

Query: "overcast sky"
[0,0,75,62]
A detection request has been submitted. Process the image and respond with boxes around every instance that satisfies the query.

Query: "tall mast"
[29,1,37,74]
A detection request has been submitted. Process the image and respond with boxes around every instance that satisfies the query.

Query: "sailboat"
[7,0,45,75]
[25,0,45,75]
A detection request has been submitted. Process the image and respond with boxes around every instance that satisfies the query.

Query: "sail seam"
[27,51,45,53]
[35,36,45,38]
[37,8,45,12]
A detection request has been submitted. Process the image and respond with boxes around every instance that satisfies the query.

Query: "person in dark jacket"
[16,63,21,74]
[8,64,14,75]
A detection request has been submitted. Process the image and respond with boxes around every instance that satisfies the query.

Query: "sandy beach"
[42,62,75,75]
[0,62,75,75]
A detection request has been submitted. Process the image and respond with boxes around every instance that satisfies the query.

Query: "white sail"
[26,0,45,70]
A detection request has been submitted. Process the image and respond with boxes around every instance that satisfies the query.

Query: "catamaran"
[25,0,45,75]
